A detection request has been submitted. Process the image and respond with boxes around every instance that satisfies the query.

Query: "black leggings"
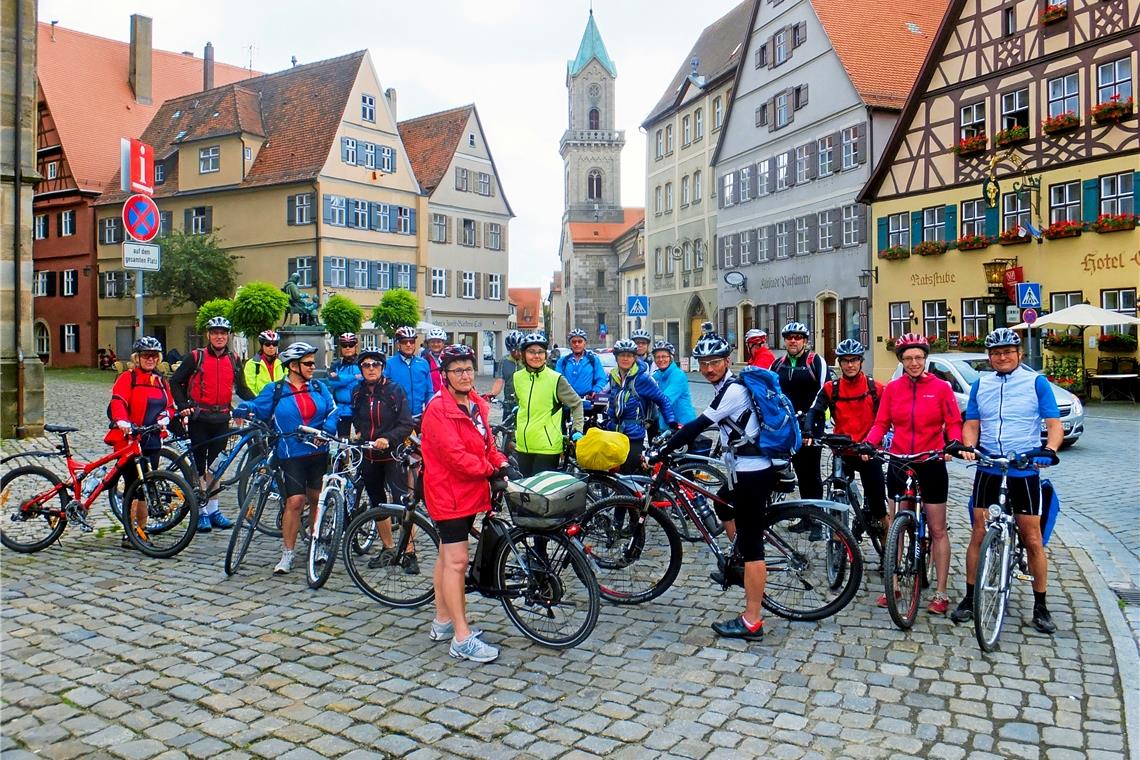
[727,468,777,563]
[188,419,230,477]
[516,452,561,478]
[118,451,161,502]
[792,445,822,500]
[843,455,887,520]
[359,458,408,507]
[619,439,644,475]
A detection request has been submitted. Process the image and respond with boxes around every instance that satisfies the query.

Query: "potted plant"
[1090,213,1138,233]
[913,240,948,256]
[928,336,949,353]
[993,125,1030,147]
[1097,333,1138,352]
[951,134,988,155]
[1045,356,1083,395]
[998,227,1031,245]
[1044,332,1083,349]
[1042,219,1084,240]
[1092,94,1134,125]
[1039,2,1068,24]
[878,245,910,261]
[956,232,994,251]
[1042,111,1080,134]
[958,335,987,349]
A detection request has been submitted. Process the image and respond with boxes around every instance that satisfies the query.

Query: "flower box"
[1044,333,1083,350]
[913,240,948,256]
[958,336,987,350]
[1090,213,1138,233]
[1092,95,1134,125]
[956,233,994,251]
[878,246,910,261]
[928,337,949,353]
[951,134,988,156]
[1042,220,1084,240]
[993,125,1030,147]
[1042,111,1080,134]
[1097,333,1138,352]
[1039,3,1068,24]
[998,228,1031,245]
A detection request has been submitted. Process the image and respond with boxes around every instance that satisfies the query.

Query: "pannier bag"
[506,472,588,520]
[575,427,630,472]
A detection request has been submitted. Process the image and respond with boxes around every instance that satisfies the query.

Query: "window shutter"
[748,229,759,264]
[444,269,450,297]
[455,167,463,190]
[367,261,378,290]
[856,123,869,165]
[323,256,333,285]
[407,265,417,293]
[474,220,481,247]
[716,235,726,268]
[389,148,397,175]
[97,272,106,298]
[43,271,56,297]
[340,137,350,163]
[55,213,62,235]
[829,213,842,248]
[806,213,819,252]
[766,226,777,258]
[184,208,193,232]
[944,204,958,241]
[717,174,725,209]
[455,270,463,296]
[829,131,841,167]
[442,214,450,243]
[1081,179,1100,223]
[58,325,64,351]
[804,143,817,179]
[911,210,923,247]
[785,149,797,186]
[767,35,777,69]
[204,207,213,233]
[388,206,399,231]
[409,209,417,235]
[794,21,807,48]
[877,217,889,251]
[858,298,869,345]
[366,202,377,231]
[160,211,172,236]
[483,222,490,249]
[985,206,1000,237]
[1134,171,1140,211]
[795,85,809,110]
[766,164,777,194]
[757,43,768,68]
[755,105,766,128]
[856,205,868,244]
[287,257,298,279]
[474,272,482,300]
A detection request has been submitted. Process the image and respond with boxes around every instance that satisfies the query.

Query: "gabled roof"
[99,51,366,203]
[569,208,645,245]
[643,0,752,127]
[568,11,617,78]
[36,21,255,193]
[618,233,646,272]
[508,288,543,329]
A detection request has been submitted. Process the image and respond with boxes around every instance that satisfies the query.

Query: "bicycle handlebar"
[296,425,378,450]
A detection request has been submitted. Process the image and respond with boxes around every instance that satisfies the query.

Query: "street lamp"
[857,267,879,288]
[982,258,1016,294]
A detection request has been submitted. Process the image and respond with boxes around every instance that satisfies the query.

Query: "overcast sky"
[39,0,745,292]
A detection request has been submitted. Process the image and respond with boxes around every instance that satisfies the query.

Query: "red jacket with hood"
[865,372,962,454]
[421,390,508,521]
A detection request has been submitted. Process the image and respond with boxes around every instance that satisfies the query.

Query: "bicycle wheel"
[255,474,288,538]
[761,504,863,622]
[497,529,599,649]
[578,495,683,604]
[225,473,273,575]
[343,506,438,608]
[123,470,197,558]
[0,466,68,553]
[973,528,1010,652]
[883,510,922,629]
[109,447,195,526]
[307,490,344,590]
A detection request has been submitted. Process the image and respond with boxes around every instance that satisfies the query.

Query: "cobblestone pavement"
[1,372,1136,759]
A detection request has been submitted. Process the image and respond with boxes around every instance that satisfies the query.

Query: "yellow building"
[94,51,426,356]
[860,0,1139,385]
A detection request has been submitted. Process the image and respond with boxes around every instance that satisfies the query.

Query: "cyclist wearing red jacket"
[864,333,963,615]
[744,329,775,370]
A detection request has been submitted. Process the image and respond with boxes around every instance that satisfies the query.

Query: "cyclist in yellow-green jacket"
[243,330,283,396]
[512,332,583,477]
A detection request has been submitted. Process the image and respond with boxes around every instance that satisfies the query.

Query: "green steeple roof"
[568,11,616,78]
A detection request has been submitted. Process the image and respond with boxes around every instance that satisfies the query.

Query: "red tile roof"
[37,22,255,193]
[397,105,474,194]
[508,288,543,330]
[568,208,645,245]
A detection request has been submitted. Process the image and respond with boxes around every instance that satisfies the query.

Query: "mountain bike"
[1,423,197,557]
[817,434,885,560]
[877,449,943,630]
[224,429,298,575]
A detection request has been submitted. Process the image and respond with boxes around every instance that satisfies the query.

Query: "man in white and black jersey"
[662,332,777,641]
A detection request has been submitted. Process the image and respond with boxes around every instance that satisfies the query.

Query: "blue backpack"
[735,367,802,460]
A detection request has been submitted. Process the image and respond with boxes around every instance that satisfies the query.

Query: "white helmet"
[426,327,447,341]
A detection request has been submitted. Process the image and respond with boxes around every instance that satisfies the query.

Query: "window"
[352,199,369,228]
[468,133,476,147]
[775,222,790,258]
[961,102,985,139]
[818,211,832,250]
[1001,88,1029,129]
[361,93,376,122]
[430,268,446,296]
[287,193,309,226]
[100,218,122,244]
[922,206,946,242]
[774,28,789,65]
[795,146,809,183]
[46,162,58,180]
[588,108,600,131]
[58,210,74,236]
[665,182,673,212]
[722,174,734,206]
[723,235,735,268]
[739,166,751,203]
[775,153,789,190]
[1051,291,1082,336]
[1097,58,1133,103]
[655,247,663,276]
[344,138,357,165]
[1047,73,1079,118]
[588,169,602,200]
[244,146,252,161]
[739,231,751,266]
[199,145,219,173]
[654,186,663,214]
[655,129,664,158]
[665,124,674,154]
[775,92,790,128]
[817,136,834,176]
[353,259,369,289]
[665,244,675,274]
[488,273,502,301]
[34,323,49,355]
[329,196,347,227]
[682,115,691,145]
[796,302,813,336]
[397,207,411,235]
[101,271,120,298]
[295,257,314,287]
[431,213,447,243]
[363,142,376,169]
[380,146,395,173]
[154,163,165,184]
[189,206,210,234]
[375,262,390,290]
[1101,288,1137,337]
[842,205,859,246]
[695,239,705,270]
[956,200,983,237]
[477,172,491,196]
[1100,172,1134,216]
[462,219,477,246]
[488,222,503,251]
[682,242,693,271]
[795,217,809,255]
[462,271,476,299]
[889,302,911,339]
[713,97,723,129]
[63,324,78,353]
[1002,6,1016,36]
[841,126,859,169]
[1002,190,1031,232]
[32,271,49,297]
[34,214,47,239]
[694,108,704,140]
[962,298,987,338]
[159,210,173,236]
[923,299,948,340]
[62,269,77,296]
[693,171,702,202]
[756,160,769,196]
[456,167,469,191]
[395,264,413,290]
[888,212,910,248]
[328,257,347,288]
[757,228,770,261]
[681,175,690,206]
[1049,181,1081,223]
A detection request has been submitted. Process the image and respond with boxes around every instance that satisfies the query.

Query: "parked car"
[593,348,617,371]
[890,353,1084,447]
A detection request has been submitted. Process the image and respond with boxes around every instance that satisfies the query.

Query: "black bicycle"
[817,434,885,560]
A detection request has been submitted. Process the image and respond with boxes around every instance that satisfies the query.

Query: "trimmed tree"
[148,229,240,307]
[320,294,364,339]
[371,289,420,338]
[232,281,290,338]
[195,299,234,333]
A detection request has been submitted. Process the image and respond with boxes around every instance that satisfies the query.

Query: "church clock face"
[588,83,601,100]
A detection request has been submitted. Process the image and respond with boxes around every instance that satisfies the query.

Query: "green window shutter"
[984,206,999,237]
[876,217,889,251]
[1081,179,1099,223]
[286,195,296,226]
[944,204,957,241]
[910,210,923,248]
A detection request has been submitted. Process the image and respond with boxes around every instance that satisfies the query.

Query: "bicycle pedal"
[1015,573,1034,582]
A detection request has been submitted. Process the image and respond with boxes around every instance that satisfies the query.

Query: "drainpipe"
[13,0,27,435]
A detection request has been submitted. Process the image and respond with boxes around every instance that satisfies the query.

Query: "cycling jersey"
[243,354,282,396]
[651,362,697,427]
[384,353,433,417]
[771,350,827,435]
[748,346,776,370]
[108,368,174,451]
[327,358,363,419]
[865,372,962,454]
[236,379,337,460]
[420,348,444,393]
[171,346,253,421]
[805,374,879,441]
[667,370,772,472]
[513,365,583,455]
[965,366,1058,476]
[351,378,414,460]
[604,362,676,441]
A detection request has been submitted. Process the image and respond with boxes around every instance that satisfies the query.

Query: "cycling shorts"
[435,514,477,544]
[971,470,1042,517]
[887,458,948,504]
[716,468,776,562]
[281,453,327,498]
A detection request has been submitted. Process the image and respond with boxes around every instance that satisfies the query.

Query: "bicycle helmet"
[692,333,731,359]
[132,336,163,354]
[894,333,930,358]
[984,327,1021,349]
[567,328,588,341]
[258,329,279,344]
[504,330,523,352]
[205,316,232,332]
[781,321,809,338]
[338,332,358,347]
[519,332,548,351]
[279,341,318,366]
[835,339,866,358]
[744,328,767,347]
[612,339,638,355]
[631,328,651,343]
[394,325,417,341]
[358,349,385,365]
[426,327,447,342]
[652,340,675,355]
[439,343,476,370]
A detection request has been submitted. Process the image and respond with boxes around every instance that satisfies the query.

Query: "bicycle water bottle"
[81,466,109,499]
[694,496,719,534]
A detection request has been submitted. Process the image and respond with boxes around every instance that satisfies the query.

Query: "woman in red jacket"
[864,333,963,615]
[421,344,508,663]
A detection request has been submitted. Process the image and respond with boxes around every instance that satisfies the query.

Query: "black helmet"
[133,336,163,354]
[440,344,476,371]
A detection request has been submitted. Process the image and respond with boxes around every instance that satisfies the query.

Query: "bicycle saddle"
[44,424,79,434]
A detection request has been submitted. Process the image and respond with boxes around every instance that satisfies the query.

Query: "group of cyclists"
[102,313,1062,662]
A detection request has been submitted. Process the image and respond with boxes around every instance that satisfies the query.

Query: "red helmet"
[338,332,358,347]
[744,328,767,347]
[894,333,930,359]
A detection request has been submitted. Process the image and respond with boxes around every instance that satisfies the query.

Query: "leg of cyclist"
[431,515,495,661]
[790,446,823,538]
[712,468,774,640]
[952,471,992,623]
[276,453,324,574]
[190,419,231,530]
[1012,474,1054,634]
[848,455,887,534]
[920,458,952,615]
[359,459,397,563]
[120,452,160,548]
[713,484,736,541]
[384,459,418,573]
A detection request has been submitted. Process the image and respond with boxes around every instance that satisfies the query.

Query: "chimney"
[128,14,153,105]
[385,87,397,121]
[203,42,215,90]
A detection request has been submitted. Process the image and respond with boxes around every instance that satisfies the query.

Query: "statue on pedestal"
[282,274,320,326]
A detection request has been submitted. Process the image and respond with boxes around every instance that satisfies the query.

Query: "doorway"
[686,295,708,357]
[821,296,838,365]
[115,326,134,362]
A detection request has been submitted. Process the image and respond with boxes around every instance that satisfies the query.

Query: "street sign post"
[626,295,649,318]
[123,242,161,271]
[121,138,154,196]
[1022,308,1038,325]
[1016,282,1042,310]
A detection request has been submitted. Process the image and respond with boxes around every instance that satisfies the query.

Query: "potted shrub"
[1092,94,1134,125]
[956,232,994,251]
[1044,332,1083,349]
[878,245,910,261]
[958,335,987,349]
[1039,2,1068,24]
[998,227,1031,245]
[928,336,949,353]
[1042,219,1084,240]
[1090,213,1138,233]
[993,125,1030,147]
[1097,333,1138,352]
[951,134,988,155]
[913,240,948,256]
[1045,356,1083,395]
[1042,111,1080,134]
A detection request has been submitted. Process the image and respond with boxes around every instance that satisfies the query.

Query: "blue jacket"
[605,362,676,441]
[556,351,607,396]
[235,379,338,460]
[384,353,433,417]
[327,358,363,419]
[651,362,697,428]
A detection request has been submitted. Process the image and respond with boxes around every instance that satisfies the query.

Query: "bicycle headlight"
[988,505,1003,521]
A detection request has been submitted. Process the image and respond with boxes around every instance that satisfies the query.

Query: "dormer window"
[199,145,219,174]
[154,162,165,184]
[175,130,187,141]
[468,133,476,147]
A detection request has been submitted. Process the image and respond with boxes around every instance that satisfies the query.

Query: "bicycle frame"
[170,422,267,488]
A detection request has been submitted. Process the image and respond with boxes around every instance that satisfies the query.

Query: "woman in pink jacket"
[421,344,508,663]
[864,333,963,615]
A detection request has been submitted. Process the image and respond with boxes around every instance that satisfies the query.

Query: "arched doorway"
[685,294,708,356]
[818,293,838,365]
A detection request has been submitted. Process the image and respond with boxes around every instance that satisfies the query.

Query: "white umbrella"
[1010,303,1140,330]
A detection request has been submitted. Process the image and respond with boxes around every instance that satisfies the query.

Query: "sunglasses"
[262,343,279,347]
[299,361,317,368]
[359,361,383,369]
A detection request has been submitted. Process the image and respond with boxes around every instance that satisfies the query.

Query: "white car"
[890,353,1084,447]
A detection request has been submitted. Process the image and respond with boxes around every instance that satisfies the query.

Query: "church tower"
[560,10,625,223]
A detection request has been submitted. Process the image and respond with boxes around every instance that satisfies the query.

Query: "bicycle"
[579,441,863,622]
[1,423,197,557]
[817,434,885,560]
[224,428,295,576]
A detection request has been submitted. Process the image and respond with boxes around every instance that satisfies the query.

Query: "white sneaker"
[429,620,483,642]
[273,550,295,575]
[449,634,499,663]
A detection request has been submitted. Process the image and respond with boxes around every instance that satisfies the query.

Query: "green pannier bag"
[506,471,588,527]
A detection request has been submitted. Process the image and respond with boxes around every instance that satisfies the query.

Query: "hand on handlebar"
[570,431,584,442]
[1024,447,1059,467]
[944,441,977,461]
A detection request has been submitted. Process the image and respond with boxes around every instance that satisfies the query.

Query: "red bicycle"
[0,423,197,557]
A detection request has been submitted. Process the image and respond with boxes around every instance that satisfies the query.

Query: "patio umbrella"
[1011,303,1140,382]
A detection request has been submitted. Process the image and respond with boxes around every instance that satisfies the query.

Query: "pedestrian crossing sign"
[626,296,649,317]
[1016,282,1041,309]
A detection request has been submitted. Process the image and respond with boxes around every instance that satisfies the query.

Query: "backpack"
[732,367,803,460]
[106,369,170,424]
[772,350,819,384]
[189,347,243,404]
[828,375,879,416]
